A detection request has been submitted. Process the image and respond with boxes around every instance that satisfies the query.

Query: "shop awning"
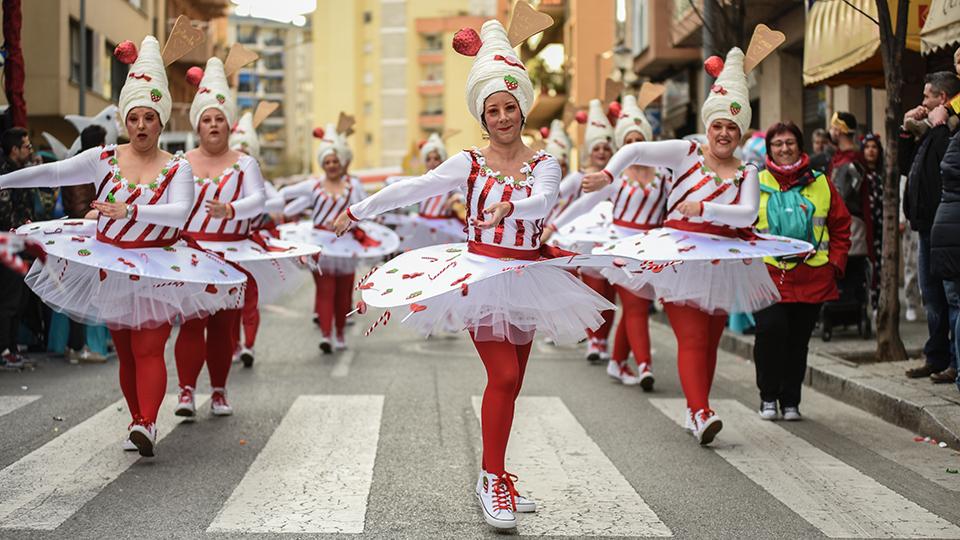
[921,0,960,55]
[803,0,930,87]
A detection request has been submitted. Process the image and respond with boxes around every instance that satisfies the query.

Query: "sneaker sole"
[586,352,602,364]
[240,352,254,368]
[211,409,234,417]
[639,375,654,392]
[174,407,196,419]
[699,419,723,446]
[128,431,155,457]
[319,342,333,354]
[474,492,517,529]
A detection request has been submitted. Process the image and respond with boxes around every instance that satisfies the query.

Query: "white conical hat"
[229,111,259,159]
[189,57,236,130]
[583,99,614,153]
[316,123,349,166]
[117,36,171,131]
[419,132,447,163]
[544,119,571,163]
[701,47,750,134]
[614,94,653,147]
[464,20,535,123]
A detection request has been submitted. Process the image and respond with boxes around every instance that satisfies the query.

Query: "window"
[262,52,284,71]
[422,34,442,52]
[363,11,372,24]
[238,72,257,93]
[69,19,94,89]
[105,41,128,99]
[237,25,258,44]
[631,0,648,54]
[365,133,373,145]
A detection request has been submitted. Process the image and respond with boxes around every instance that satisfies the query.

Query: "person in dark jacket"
[753,122,852,420]
[900,71,960,380]
[930,105,960,387]
[0,127,34,368]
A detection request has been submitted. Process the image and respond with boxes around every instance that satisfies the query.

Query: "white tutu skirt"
[393,214,466,251]
[360,243,616,345]
[279,220,401,276]
[597,225,812,314]
[197,237,319,304]
[17,220,246,330]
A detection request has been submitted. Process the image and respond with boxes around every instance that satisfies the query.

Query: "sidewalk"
[710,317,960,447]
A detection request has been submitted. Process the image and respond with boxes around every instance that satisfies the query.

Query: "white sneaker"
[174,386,196,420]
[334,335,348,351]
[906,307,918,322]
[690,408,723,445]
[606,359,641,385]
[683,408,695,432]
[211,388,233,416]
[122,425,138,451]
[476,470,536,513]
[475,471,517,529]
[759,401,778,420]
[585,338,607,364]
[128,422,157,457]
[636,362,655,392]
[231,347,241,364]
[781,406,802,421]
[319,336,332,354]
[239,347,255,368]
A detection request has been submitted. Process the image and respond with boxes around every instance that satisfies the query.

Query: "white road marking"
[472,396,672,537]
[207,395,384,534]
[651,398,960,539]
[0,393,209,530]
[0,395,40,418]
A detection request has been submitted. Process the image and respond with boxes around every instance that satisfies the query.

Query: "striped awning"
[921,0,960,55]
[803,0,930,86]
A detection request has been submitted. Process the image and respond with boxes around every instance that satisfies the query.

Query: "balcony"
[418,80,444,96]
[671,0,702,48]
[419,112,444,129]
[418,50,444,64]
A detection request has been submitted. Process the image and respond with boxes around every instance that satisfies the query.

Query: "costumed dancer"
[581,39,811,445]
[549,89,668,390]
[543,118,571,178]
[332,17,615,530]
[279,125,399,353]
[174,53,320,417]
[229,104,290,367]
[1,32,248,457]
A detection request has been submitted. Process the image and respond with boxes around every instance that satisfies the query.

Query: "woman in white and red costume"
[543,99,617,362]
[279,125,398,353]
[550,94,668,390]
[580,47,810,445]
[0,36,247,457]
[332,20,614,530]
[174,56,318,417]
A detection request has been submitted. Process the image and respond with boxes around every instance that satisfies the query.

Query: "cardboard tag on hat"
[743,24,785,74]
[637,82,666,110]
[162,15,205,66]
[337,112,357,137]
[604,78,624,104]
[252,101,280,129]
[224,43,259,77]
[508,2,554,47]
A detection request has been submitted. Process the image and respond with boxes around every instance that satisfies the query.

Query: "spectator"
[810,127,835,171]
[930,105,960,386]
[900,71,960,381]
[753,121,852,420]
[901,173,923,322]
[0,127,35,368]
[861,133,885,310]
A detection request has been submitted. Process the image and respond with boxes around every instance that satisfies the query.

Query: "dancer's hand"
[91,200,128,219]
[582,171,611,193]
[540,225,555,243]
[333,211,353,236]
[205,199,234,219]
[677,201,702,217]
[474,201,512,229]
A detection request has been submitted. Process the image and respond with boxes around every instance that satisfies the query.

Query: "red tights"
[175,310,240,390]
[233,276,260,349]
[471,334,533,476]
[581,274,615,342]
[313,271,354,338]
[611,287,651,364]
[663,303,727,412]
[112,324,172,424]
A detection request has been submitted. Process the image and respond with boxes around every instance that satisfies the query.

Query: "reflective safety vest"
[757,169,831,270]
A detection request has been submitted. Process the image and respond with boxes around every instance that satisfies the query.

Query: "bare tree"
[874,0,909,362]
[2,0,27,127]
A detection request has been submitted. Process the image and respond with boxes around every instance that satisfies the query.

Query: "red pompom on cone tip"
[417,140,426,150]
[704,55,724,78]
[185,66,204,88]
[608,101,622,118]
[539,126,550,138]
[114,40,138,65]
[312,127,325,139]
[574,110,588,124]
[452,28,482,56]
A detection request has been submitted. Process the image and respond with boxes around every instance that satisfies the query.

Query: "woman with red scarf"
[753,122,851,420]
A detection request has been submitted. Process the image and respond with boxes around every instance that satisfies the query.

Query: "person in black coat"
[900,72,960,381]
[931,107,960,388]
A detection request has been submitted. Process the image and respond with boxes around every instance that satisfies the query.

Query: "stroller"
[819,255,872,341]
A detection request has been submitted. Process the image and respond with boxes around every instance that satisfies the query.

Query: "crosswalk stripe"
[0,395,41,418]
[207,395,384,534]
[472,396,673,537]
[651,398,960,539]
[0,393,209,531]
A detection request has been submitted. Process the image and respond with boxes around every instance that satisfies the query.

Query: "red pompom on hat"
[452,28,482,57]
[574,110,588,124]
[539,126,550,138]
[608,101,622,118]
[417,139,427,150]
[312,126,325,139]
[704,55,724,78]
[185,66,204,88]
[113,40,138,65]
